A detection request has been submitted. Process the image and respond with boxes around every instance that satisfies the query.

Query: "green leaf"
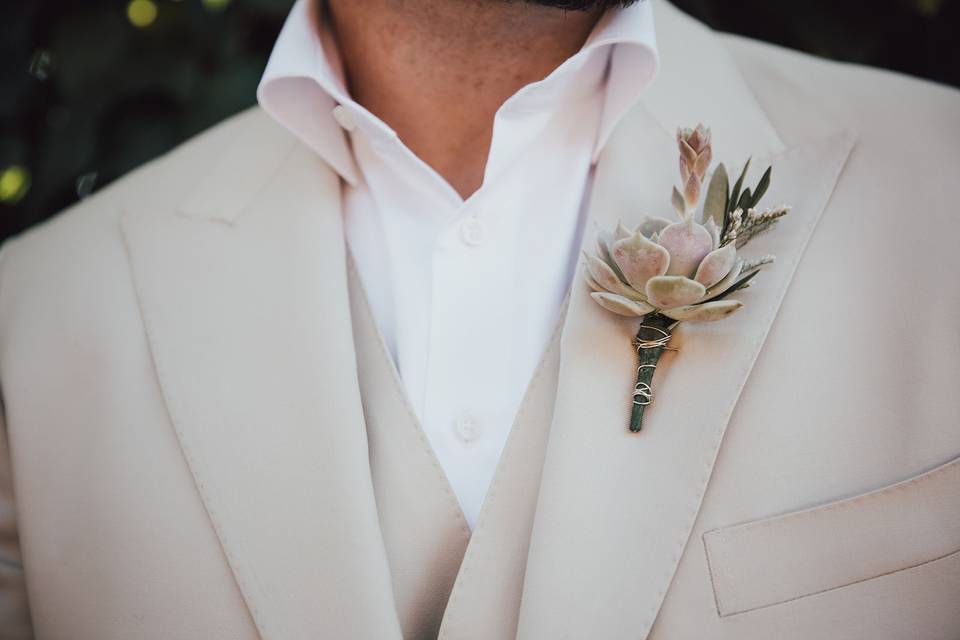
[750,166,772,208]
[703,269,760,303]
[723,158,752,239]
[728,158,751,215]
[736,187,752,213]
[702,163,728,228]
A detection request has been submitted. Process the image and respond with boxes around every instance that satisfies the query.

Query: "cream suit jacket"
[1,3,959,638]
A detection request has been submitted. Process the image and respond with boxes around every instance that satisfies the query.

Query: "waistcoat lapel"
[347,253,471,640]
[350,244,571,640]
[435,298,569,640]
[120,114,403,640]
[515,3,856,638]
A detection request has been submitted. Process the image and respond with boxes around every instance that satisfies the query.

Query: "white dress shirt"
[258,0,658,529]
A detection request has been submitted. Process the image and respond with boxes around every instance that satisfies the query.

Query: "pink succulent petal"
[706,259,744,298]
[658,220,714,278]
[644,275,706,309]
[703,218,720,247]
[694,243,737,289]
[584,252,623,290]
[583,252,646,301]
[636,216,672,239]
[614,221,633,242]
[611,230,670,291]
[590,292,655,317]
[584,272,605,293]
[679,139,697,165]
[662,299,742,322]
[693,147,712,179]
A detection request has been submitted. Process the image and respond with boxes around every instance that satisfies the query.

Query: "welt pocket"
[703,455,960,617]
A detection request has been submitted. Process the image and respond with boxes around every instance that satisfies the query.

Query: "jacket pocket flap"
[703,455,960,617]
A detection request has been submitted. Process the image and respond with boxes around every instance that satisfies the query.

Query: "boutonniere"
[583,124,791,432]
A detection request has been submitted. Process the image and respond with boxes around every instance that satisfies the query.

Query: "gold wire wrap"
[631,323,678,406]
[632,365,656,405]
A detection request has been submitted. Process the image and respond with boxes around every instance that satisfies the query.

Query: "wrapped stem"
[629,313,676,432]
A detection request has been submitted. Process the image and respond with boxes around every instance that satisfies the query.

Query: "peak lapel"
[516,5,856,638]
[120,120,403,640]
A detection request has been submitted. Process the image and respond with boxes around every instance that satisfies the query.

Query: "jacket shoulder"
[721,32,958,223]
[0,107,288,340]
[720,31,960,146]
[3,106,281,258]
[717,30,960,284]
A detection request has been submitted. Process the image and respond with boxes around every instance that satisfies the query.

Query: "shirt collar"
[257,0,659,184]
[257,0,362,184]
[589,0,660,161]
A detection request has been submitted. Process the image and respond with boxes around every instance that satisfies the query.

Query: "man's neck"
[325,0,603,199]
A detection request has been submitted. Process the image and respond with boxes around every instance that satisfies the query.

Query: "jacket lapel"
[516,3,856,638]
[120,115,403,640]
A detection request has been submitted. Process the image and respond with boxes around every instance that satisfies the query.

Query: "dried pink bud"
[676,124,712,212]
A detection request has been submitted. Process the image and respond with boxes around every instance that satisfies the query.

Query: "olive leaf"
[702,163,728,228]
[728,157,751,215]
[750,166,772,208]
[723,157,752,238]
[702,268,760,303]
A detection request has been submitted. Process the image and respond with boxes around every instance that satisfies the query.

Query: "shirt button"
[459,217,486,247]
[454,415,483,443]
[332,104,356,131]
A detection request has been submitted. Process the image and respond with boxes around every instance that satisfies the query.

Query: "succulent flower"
[584,124,763,324]
[585,216,754,322]
[582,122,790,432]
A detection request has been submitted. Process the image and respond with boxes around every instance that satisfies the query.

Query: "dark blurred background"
[2,0,958,243]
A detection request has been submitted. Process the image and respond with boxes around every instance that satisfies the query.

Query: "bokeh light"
[127,0,158,28]
[915,0,944,16]
[202,0,232,12]
[0,166,32,205]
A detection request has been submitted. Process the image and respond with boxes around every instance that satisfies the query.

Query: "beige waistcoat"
[350,251,568,639]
